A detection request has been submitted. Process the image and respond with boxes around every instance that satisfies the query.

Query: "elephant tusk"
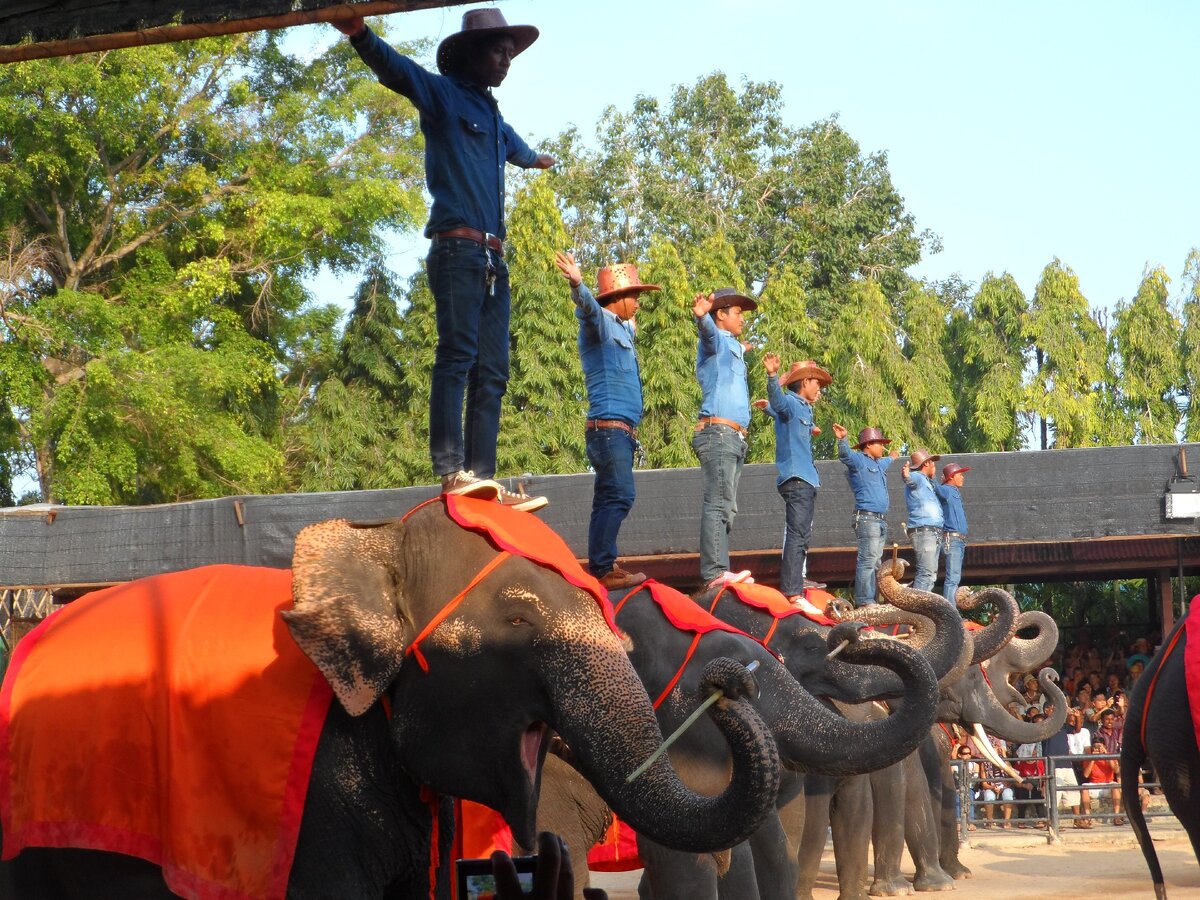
[626,660,760,784]
[827,639,851,660]
[972,723,1021,780]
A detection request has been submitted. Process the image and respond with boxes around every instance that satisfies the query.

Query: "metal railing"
[951,752,1175,841]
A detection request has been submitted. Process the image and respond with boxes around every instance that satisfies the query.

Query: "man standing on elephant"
[900,448,943,592]
[554,252,658,590]
[692,289,758,590]
[935,462,970,602]
[760,355,831,607]
[334,9,553,511]
[832,424,899,605]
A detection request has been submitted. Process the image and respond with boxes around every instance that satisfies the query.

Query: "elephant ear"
[282,519,409,716]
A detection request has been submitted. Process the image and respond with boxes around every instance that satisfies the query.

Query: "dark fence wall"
[1,443,1198,589]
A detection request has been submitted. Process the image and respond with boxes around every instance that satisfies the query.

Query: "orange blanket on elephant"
[720,581,837,626]
[0,565,333,900]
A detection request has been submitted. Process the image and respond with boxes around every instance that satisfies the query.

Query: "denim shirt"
[695,315,749,427]
[935,483,968,535]
[574,284,642,425]
[903,470,944,528]
[350,28,540,238]
[766,376,819,488]
[837,439,894,513]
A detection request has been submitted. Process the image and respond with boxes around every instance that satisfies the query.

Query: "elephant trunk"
[958,586,1019,666]
[770,624,939,777]
[546,651,781,854]
[951,665,1067,744]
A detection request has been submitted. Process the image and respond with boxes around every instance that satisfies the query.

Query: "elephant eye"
[508,616,527,626]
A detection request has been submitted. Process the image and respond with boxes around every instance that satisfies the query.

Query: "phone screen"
[456,856,536,899]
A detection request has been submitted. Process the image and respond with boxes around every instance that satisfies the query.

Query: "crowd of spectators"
[952,625,1160,830]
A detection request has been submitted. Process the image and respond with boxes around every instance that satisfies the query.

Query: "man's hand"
[901,463,910,478]
[332,14,366,38]
[752,398,769,411]
[889,449,901,459]
[491,832,608,900]
[554,251,582,288]
[692,292,713,318]
[763,353,780,376]
[532,154,556,169]
[832,423,848,441]
[811,425,821,436]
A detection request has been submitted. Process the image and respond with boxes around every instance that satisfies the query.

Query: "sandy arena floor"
[589,824,1200,899]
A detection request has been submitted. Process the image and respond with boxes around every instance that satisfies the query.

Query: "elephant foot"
[940,859,972,880]
[868,875,913,896]
[912,867,955,892]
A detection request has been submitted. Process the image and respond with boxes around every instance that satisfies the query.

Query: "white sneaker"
[441,470,501,500]
[495,484,548,513]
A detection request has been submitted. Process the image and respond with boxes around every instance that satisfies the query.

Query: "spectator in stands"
[977,754,1016,828]
[1044,707,1091,828]
[1082,739,1123,825]
[954,744,977,830]
[1014,713,1048,828]
[1019,675,1045,715]
[1126,653,1150,690]
[1095,708,1122,754]
[1084,691,1113,727]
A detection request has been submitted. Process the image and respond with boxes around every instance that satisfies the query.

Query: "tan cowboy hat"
[708,287,758,313]
[853,427,892,450]
[941,462,971,482]
[595,263,660,303]
[779,360,833,389]
[909,448,941,469]
[437,8,539,76]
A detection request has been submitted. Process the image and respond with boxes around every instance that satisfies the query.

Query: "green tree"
[951,273,1029,452]
[1179,249,1200,440]
[1110,266,1181,444]
[0,28,426,503]
[897,282,954,449]
[1025,259,1107,448]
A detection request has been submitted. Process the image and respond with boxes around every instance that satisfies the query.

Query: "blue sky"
[298,0,1199,313]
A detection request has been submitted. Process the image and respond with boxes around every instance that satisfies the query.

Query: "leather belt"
[432,227,504,256]
[586,419,637,439]
[910,525,941,533]
[695,416,747,437]
[855,509,885,520]
[944,530,967,539]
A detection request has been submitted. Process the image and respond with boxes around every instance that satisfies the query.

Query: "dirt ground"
[589,826,1200,899]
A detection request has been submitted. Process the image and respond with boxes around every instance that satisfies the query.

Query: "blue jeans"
[778,478,817,597]
[427,238,510,478]
[692,425,746,583]
[910,526,941,592]
[942,533,966,603]
[853,513,887,605]
[586,429,637,576]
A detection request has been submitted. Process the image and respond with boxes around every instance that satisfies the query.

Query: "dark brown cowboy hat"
[942,462,971,482]
[595,263,660,303]
[437,8,539,76]
[909,448,941,469]
[709,287,758,313]
[853,427,892,450]
[779,360,833,389]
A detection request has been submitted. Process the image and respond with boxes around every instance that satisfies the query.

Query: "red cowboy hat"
[853,427,892,450]
[595,263,660,303]
[437,8,539,76]
[909,448,941,469]
[708,287,758,313]
[942,462,971,483]
[779,360,833,389]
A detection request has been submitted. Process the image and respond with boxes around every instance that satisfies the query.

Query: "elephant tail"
[1121,616,1186,900]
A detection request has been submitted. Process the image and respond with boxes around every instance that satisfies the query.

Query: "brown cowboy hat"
[595,263,660,303]
[909,448,941,469]
[709,287,758,313]
[437,8,539,76]
[942,462,971,483]
[853,427,892,450]
[779,360,833,389]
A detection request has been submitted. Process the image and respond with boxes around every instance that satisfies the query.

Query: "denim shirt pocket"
[458,114,491,161]
[610,329,636,373]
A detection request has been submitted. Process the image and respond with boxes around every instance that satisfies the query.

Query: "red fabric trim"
[444,495,619,635]
[0,566,333,900]
[1186,601,1200,754]
[643,582,747,638]
[654,634,703,710]
[406,551,511,673]
[719,582,837,627]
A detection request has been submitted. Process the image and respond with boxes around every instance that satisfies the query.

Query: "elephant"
[530,578,942,899]
[1122,610,1200,900]
[0,498,782,900]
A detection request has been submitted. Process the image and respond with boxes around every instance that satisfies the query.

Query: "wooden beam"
[0,1,472,64]
[1156,567,1174,638]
